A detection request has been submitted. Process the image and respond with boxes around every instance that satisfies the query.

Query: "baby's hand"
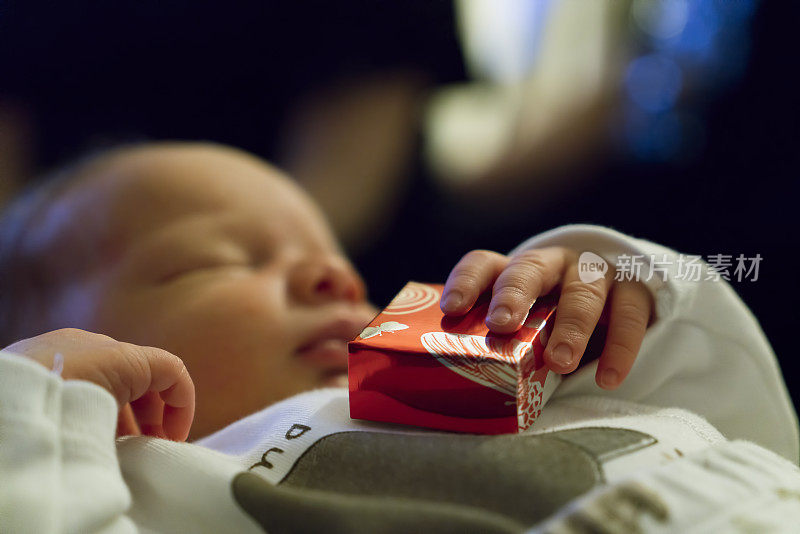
[440,247,653,389]
[4,329,194,441]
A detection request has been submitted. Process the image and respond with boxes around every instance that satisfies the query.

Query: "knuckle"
[556,289,605,337]
[176,362,191,382]
[604,340,638,363]
[150,346,183,369]
[464,249,500,263]
[554,317,594,343]
[450,250,505,286]
[613,300,649,333]
[494,273,533,302]
[563,278,606,302]
[558,290,605,332]
[496,261,549,298]
[129,346,153,375]
[50,327,105,344]
[512,249,550,273]
[118,344,153,391]
[450,267,482,287]
[52,327,83,337]
[451,252,484,272]
[48,329,120,355]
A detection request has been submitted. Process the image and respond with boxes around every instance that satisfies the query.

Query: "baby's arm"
[444,224,798,460]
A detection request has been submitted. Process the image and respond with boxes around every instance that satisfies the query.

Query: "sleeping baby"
[1,142,798,532]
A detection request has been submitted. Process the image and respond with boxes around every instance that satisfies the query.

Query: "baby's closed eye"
[154,245,254,284]
[157,258,251,284]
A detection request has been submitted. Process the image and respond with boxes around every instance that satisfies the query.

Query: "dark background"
[1,1,798,407]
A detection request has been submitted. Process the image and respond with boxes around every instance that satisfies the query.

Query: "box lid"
[349,281,554,366]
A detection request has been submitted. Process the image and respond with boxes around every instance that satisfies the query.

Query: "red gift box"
[348,281,560,434]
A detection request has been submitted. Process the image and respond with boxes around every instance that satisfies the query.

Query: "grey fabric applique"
[232,427,656,533]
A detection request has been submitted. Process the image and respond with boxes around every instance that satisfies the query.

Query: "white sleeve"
[511,224,799,462]
[0,352,137,533]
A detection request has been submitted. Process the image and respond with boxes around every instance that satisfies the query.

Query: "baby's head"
[0,142,377,437]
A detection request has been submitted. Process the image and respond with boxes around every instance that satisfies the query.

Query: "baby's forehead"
[75,144,300,222]
[61,144,333,251]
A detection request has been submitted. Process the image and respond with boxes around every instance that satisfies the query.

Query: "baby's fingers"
[117,403,141,438]
[545,264,611,372]
[121,344,195,441]
[441,250,509,315]
[486,247,568,333]
[130,392,168,439]
[595,282,652,390]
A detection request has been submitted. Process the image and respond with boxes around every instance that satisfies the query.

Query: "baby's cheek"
[166,275,281,325]
[210,281,290,337]
[155,290,303,435]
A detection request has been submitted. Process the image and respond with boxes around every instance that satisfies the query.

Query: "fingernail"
[599,368,619,389]
[550,343,572,367]
[441,291,463,312]
[488,305,512,326]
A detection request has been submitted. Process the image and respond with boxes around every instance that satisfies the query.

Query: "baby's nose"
[289,255,366,305]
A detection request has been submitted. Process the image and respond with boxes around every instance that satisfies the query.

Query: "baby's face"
[51,144,376,438]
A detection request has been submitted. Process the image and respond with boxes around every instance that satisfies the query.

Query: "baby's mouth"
[294,308,374,385]
[296,337,348,366]
[295,317,363,372]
